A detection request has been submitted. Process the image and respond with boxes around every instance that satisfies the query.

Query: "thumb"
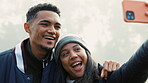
[100,69,107,78]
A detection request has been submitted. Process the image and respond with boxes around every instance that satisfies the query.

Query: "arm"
[108,40,148,83]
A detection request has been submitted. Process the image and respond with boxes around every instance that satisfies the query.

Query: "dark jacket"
[0,42,57,83]
[95,39,148,83]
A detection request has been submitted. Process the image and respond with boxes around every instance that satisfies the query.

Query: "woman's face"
[60,43,87,80]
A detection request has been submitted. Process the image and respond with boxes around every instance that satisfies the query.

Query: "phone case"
[122,1,148,23]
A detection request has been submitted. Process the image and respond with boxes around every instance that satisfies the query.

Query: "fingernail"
[145,12,148,16]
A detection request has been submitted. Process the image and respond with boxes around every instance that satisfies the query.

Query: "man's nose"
[47,26,56,34]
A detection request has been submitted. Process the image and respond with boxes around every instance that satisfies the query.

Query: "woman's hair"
[74,51,101,83]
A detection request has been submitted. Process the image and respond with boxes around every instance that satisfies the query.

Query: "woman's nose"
[70,52,78,60]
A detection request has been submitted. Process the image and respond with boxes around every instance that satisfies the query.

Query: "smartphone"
[122,0,148,23]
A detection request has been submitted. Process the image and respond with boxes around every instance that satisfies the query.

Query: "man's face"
[26,10,61,51]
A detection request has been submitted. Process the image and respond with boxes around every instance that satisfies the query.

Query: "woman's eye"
[74,48,80,52]
[62,52,69,57]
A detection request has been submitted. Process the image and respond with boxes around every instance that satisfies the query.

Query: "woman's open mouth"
[71,61,83,71]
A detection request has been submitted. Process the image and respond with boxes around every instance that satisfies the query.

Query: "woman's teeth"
[72,62,82,68]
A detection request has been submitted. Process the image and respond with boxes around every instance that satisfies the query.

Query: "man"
[0,3,119,83]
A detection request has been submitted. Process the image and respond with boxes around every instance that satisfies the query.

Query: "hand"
[145,2,148,16]
[101,61,120,79]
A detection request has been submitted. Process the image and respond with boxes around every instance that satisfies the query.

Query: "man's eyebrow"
[40,20,61,26]
[55,22,61,26]
[40,20,51,23]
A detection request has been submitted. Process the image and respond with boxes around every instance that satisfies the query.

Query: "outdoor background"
[0,0,148,82]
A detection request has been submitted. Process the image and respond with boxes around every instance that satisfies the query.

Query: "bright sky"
[0,0,148,69]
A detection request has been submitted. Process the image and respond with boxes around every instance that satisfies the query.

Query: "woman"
[54,35,148,83]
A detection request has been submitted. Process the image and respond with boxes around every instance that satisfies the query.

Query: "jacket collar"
[15,42,25,73]
[14,41,54,73]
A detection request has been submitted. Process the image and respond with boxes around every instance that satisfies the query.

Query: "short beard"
[39,44,53,51]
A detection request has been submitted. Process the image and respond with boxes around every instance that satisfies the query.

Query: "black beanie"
[54,35,91,62]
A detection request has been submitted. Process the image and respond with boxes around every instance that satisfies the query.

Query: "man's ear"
[24,22,30,33]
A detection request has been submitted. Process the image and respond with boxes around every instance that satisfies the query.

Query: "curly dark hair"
[26,3,60,22]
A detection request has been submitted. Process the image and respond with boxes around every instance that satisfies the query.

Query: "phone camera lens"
[126,11,135,20]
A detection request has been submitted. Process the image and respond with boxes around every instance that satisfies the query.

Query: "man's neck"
[29,41,52,60]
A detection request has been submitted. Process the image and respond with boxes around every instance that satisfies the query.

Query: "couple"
[0,3,119,83]
[0,2,147,83]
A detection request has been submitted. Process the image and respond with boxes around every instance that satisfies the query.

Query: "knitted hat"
[54,35,91,62]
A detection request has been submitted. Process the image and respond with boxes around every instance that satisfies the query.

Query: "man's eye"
[55,26,61,30]
[40,23,48,26]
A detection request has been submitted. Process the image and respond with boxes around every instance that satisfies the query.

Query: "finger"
[145,11,148,16]
[145,2,148,16]
[103,61,109,71]
[116,63,120,69]
[104,61,113,72]
[145,2,148,6]
[101,69,105,78]
[104,71,108,80]
[101,69,108,79]
[108,61,113,72]
[112,62,118,71]
[112,62,120,70]
[102,61,111,78]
